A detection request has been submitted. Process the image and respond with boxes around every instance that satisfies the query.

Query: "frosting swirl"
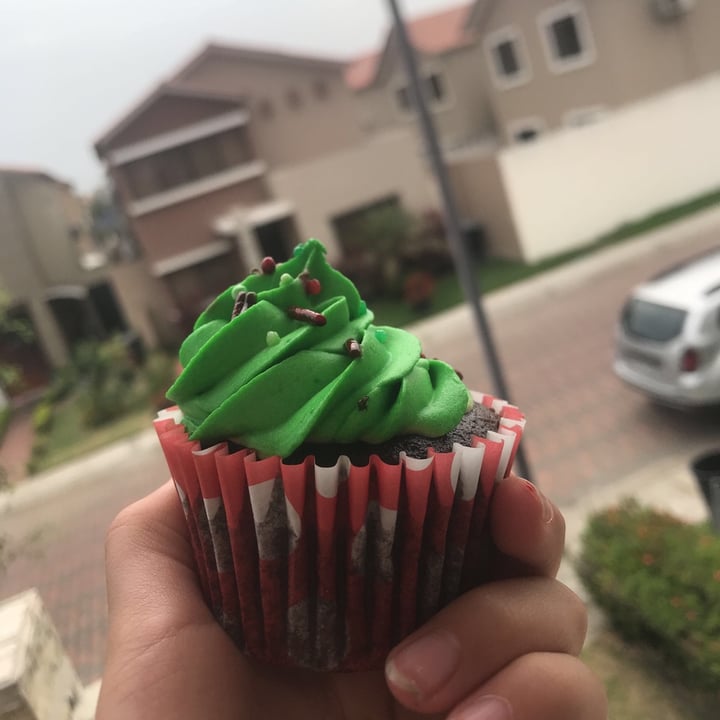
[168,239,471,457]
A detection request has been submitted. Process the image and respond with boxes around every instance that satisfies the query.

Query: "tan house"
[350,0,720,146]
[94,45,438,339]
[0,169,128,393]
[347,0,720,260]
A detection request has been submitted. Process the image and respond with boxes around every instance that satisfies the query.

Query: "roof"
[0,166,69,187]
[94,41,346,154]
[636,249,720,308]
[345,2,475,90]
[94,82,245,155]
[171,41,345,84]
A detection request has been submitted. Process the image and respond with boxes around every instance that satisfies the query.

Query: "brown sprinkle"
[287,306,327,326]
[357,395,369,411]
[345,338,362,359]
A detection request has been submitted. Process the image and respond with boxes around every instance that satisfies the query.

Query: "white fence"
[498,72,720,262]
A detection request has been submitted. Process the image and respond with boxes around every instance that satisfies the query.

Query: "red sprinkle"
[288,306,326,326]
[345,338,362,358]
[305,278,322,295]
[261,256,276,274]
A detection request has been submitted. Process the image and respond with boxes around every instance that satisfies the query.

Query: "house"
[350,0,720,146]
[94,45,438,339]
[0,168,129,395]
[348,0,720,260]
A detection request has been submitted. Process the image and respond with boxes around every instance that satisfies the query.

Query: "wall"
[474,0,720,142]
[268,129,438,262]
[446,142,522,259]
[177,54,364,169]
[130,177,269,265]
[497,72,720,262]
[357,44,496,149]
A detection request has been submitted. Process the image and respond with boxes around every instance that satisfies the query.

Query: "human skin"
[97,476,607,720]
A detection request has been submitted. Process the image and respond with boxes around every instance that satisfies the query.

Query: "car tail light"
[680,348,700,372]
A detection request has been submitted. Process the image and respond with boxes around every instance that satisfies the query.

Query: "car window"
[622,299,687,342]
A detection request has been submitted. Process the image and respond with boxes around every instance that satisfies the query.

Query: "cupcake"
[155,239,524,671]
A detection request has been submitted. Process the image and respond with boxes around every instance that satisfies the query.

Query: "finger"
[385,578,587,715]
[490,474,565,579]
[447,653,607,720]
[104,480,209,633]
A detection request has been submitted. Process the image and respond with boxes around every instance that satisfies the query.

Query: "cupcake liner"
[155,396,525,671]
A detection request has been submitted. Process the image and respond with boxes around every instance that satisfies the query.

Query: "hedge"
[578,500,720,691]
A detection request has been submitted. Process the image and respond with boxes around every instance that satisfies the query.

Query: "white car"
[614,248,720,407]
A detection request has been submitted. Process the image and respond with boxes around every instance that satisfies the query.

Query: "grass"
[0,406,10,446]
[372,186,720,327]
[583,630,718,720]
[28,397,151,474]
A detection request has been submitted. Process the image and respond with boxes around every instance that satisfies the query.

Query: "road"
[1,212,719,684]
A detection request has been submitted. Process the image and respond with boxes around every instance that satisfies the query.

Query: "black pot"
[691,451,720,531]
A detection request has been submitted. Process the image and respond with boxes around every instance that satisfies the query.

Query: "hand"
[97,476,606,719]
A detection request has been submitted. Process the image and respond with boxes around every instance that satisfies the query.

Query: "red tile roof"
[345,2,474,90]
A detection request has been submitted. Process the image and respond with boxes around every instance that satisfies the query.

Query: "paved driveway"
[1,212,719,684]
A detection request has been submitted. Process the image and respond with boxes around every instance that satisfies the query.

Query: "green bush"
[0,406,10,444]
[32,401,54,434]
[578,500,720,691]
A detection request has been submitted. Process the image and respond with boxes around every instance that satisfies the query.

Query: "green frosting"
[167,239,471,457]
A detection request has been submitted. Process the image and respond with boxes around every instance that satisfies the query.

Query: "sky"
[0,0,459,193]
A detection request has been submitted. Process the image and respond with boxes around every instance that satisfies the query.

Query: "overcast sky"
[1,0,457,193]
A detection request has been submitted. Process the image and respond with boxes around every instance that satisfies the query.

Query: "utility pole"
[385,0,533,482]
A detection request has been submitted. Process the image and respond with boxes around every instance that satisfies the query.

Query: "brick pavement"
[413,217,720,503]
[0,210,719,687]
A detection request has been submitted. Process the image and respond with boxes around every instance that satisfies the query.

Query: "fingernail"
[540,492,554,524]
[451,695,513,720]
[522,478,553,524]
[386,630,460,700]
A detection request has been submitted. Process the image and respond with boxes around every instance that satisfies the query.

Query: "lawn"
[372,186,720,327]
[28,396,151,474]
[583,630,717,720]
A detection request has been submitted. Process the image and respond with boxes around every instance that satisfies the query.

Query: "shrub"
[578,500,720,691]
[32,401,54,434]
[0,406,10,444]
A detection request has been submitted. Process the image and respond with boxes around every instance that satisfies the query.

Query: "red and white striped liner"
[154,395,525,671]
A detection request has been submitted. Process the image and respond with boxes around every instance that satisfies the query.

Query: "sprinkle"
[293,243,305,257]
[280,273,294,287]
[304,278,322,295]
[374,328,387,343]
[298,270,311,281]
[250,268,261,275]
[357,396,369,411]
[359,300,368,314]
[266,331,281,347]
[231,285,246,300]
[455,368,464,380]
[261,257,276,274]
[231,291,257,319]
[231,292,246,319]
[345,338,362,359]
[288,306,327,326]
[420,353,426,359]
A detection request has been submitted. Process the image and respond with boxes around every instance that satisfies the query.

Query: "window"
[484,27,531,89]
[563,105,607,128]
[123,128,254,199]
[313,79,330,100]
[394,72,449,113]
[507,117,545,144]
[425,73,445,102]
[257,99,274,120]
[286,88,302,110]
[396,86,413,111]
[538,2,596,73]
